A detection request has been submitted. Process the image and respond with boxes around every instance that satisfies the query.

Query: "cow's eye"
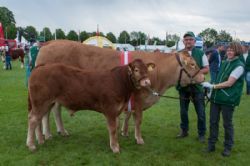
[134,69,139,72]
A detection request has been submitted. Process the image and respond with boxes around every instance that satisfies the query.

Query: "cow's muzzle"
[140,78,151,87]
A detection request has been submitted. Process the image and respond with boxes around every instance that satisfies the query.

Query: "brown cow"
[27,59,155,153]
[36,40,205,144]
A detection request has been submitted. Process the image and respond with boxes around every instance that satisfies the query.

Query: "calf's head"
[128,59,155,89]
[177,51,205,86]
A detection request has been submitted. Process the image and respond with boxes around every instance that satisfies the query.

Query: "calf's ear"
[147,63,156,71]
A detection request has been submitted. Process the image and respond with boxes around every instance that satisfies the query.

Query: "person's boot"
[221,148,231,157]
[176,129,188,138]
[204,144,215,153]
[198,135,205,143]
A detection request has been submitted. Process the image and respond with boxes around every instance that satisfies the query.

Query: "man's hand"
[201,82,214,89]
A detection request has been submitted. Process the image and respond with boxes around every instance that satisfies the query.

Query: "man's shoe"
[204,145,215,153]
[198,135,205,143]
[221,149,231,157]
[176,130,188,138]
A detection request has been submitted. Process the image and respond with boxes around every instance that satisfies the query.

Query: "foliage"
[5,23,17,39]
[54,28,66,40]
[106,32,116,43]
[40,27,53,41]
[118,30,130,44]
[217,30,233,43]
[166,40,176,47]
[199,28,218,48]
[79,31,89,42]
[23,26,38,43]
[90,31,105,37]
[67,30,78,41]
[0,6,15,29]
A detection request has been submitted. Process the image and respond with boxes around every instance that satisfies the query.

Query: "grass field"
[0,61,250,166]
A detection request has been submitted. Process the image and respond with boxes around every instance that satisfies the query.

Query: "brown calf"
[27,59,155,153]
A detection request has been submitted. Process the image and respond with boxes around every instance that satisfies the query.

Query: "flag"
[0,22,4,40]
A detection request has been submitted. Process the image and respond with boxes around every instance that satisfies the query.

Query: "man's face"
[183,36,195,49]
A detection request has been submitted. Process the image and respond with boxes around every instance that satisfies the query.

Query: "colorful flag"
[0,22,4,40]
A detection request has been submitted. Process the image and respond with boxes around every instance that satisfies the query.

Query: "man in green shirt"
[176,31,209,143]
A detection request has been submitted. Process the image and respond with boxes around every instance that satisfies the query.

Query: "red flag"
[0,22,4,40]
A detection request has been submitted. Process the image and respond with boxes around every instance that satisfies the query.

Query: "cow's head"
[177,51,204,86]
[128,59,155,89]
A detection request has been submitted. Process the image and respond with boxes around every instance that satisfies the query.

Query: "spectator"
[5,41,12,70]
[207,47,221,83]
[240,44,250,94]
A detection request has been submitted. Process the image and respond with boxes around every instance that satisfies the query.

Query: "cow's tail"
[28,91,32,112]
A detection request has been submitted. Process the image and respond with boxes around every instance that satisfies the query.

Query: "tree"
[67,30,78,41]
[217,30,232,43]
[90,31,105,37]
[0,7,16,29]
[16,26,26,42]
[130,31,139,46]
[5,23,16,39]
[137,32,147,45]
[40,27,53,41]
[79,31,89,42]
[118,31,130,44]
[106,32,116,43]
[199,28,218,48]
[54,28,66,39]
[24,26,38,42]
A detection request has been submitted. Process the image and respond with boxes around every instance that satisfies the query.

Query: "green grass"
[0,61,250,165]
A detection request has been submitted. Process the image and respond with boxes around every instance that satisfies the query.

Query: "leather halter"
[175,53,201,86]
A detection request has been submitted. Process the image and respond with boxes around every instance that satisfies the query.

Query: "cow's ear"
[147,63,155,71]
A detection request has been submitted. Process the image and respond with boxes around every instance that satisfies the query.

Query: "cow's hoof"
[38,139,45,145]
[27,145,37,152]
[136,138,145,145]
[58,130,69,137]
[121,131,129,137]
[112,147,120,153]
[44,134,53,140]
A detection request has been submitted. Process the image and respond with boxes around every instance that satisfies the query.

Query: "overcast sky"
[2,0,250,41]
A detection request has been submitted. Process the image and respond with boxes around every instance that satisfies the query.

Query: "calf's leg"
[52,103,69,136]
[133,110,144,144]
[121,111,132,137]
[106,115,120,153]
[36,122,44,144]
[27,112,42,151]
[42,111,52,140]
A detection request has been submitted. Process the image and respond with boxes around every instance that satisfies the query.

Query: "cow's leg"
[52,103,69,136]
[21,62,24,69]
[42,111,52,140]
[26,112,41,151]
[133,110,144,144]
[106,115,120,153]
[35,122,44,144]
[121,111,132,137]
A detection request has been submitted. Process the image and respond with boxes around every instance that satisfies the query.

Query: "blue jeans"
[208,102,234,150]
[179,88,206,136]
[210,70,218,84]
[246,72,250,95]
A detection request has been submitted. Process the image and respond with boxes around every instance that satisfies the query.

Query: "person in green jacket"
[29,41,41,71]
[240,44,250,95]
[202,42,244,157]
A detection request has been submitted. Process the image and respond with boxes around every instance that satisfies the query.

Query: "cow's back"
[36,40,121,70]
